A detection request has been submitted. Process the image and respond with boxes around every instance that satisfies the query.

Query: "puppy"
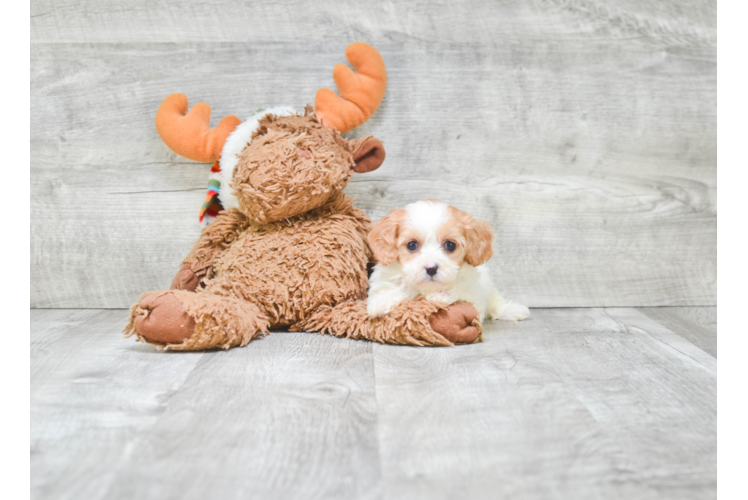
[366,200,530,322]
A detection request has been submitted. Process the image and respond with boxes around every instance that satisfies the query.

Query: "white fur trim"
[217,106,297,211]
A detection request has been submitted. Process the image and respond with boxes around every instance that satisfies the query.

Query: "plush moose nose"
[426,265,438,277]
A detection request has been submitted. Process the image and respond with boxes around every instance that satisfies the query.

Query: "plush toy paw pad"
[134,292,196,345]
[429,302,482,345]
[170,264,201,291]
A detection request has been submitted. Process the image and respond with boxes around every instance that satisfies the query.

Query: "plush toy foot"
[131,292,196,345]
[171,264,201,291]
[429,302,483,344]
[125,290,270,350]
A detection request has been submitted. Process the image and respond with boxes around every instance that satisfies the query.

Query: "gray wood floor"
[31,307,716,500]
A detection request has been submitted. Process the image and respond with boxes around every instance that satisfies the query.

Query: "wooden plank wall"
[30,0,717,308]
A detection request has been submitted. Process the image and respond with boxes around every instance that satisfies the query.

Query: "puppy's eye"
[406,241,419,252]
[444,241,456,252]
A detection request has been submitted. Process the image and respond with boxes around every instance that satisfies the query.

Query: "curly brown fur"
[182,208,250,283]
[293,298,455,346]
[201,192,372,327]
[233,110,368,223]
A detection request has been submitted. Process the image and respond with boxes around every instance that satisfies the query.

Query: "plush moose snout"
[229,114,385,223]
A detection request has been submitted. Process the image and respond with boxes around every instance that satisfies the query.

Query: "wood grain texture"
[30,0,717,44]
[31,307,717,500]
[373,307,716,499]
[637,306,717,357]
[103,333,381,500]
[31,309,205,500]
[30,1,716,308]
[31,309,380,500]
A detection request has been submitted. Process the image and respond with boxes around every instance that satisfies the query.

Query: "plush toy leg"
[293,299,483,347]
[124,290,269,351]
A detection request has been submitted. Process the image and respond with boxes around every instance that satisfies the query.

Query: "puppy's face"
[369,200,494,291]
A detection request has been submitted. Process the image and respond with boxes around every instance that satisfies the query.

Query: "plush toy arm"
[171,264,202,291]
[177,208,250,287]
[292,299,483,346]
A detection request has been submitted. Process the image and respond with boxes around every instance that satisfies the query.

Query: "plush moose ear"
[351,137,385,173]
[369,208,402,265]
[463,217,494,267]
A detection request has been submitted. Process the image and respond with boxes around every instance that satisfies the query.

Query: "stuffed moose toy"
[124,43,483,350]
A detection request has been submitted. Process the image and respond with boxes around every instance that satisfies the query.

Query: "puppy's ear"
[464,216,494,267]
[369,209,402,265]
[349,136,385,173]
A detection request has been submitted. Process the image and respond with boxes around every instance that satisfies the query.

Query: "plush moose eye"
[444,241,457,252]
[296,146,312,159]
[406,241,419,252]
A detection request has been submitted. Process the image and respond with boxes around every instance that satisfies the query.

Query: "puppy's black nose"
[426,265,438,276]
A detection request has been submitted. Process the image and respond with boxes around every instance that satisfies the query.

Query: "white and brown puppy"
[367,200,530,322]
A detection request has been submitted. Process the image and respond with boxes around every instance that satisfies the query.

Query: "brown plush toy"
[124,43,482,350]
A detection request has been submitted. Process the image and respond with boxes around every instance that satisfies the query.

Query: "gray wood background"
[30,0,717,308]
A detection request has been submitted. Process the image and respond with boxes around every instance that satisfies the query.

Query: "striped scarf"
[199,161,224,225]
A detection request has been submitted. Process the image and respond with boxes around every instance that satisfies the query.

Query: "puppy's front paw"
[367,297,401,318]
[425,290,458,306]
[491,301,530,321]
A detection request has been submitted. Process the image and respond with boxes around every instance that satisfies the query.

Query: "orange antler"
[155,93,242,163]
[315,43,387,133]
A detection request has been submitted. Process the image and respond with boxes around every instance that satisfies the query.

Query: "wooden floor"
[31,307,716,500]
